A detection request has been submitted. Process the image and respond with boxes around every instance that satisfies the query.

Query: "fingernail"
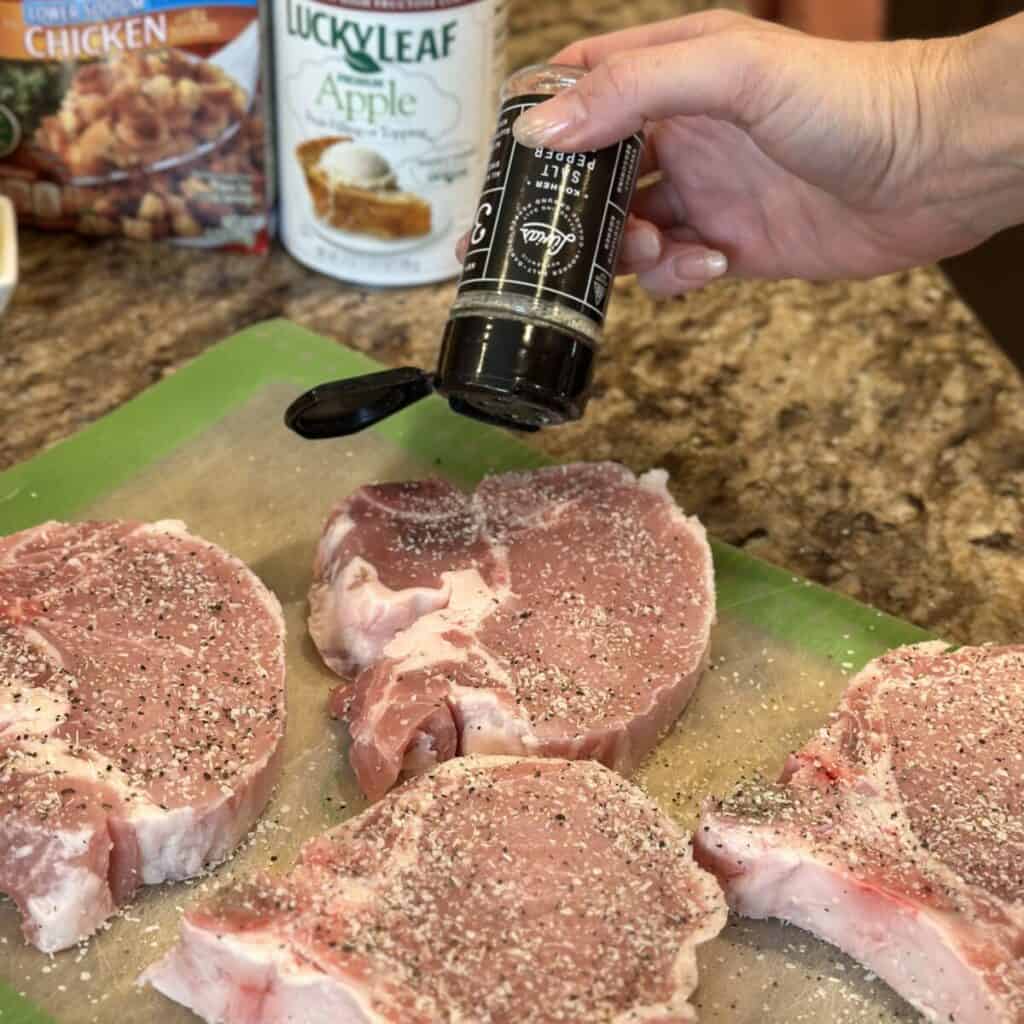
[622,225,661,266]
[674,250,728,280]
[513,94,581,147]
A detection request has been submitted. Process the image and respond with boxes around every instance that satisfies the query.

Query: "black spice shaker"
[285,63,643,439]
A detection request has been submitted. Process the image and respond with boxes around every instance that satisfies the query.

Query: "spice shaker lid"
[436,315,596,431]
[284,367,434,438]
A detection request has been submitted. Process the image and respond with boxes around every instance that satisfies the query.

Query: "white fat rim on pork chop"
[142,918,388,1024]
[696,641,1024,1023]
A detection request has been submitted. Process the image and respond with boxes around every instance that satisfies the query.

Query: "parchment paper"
[0,385,917,1023]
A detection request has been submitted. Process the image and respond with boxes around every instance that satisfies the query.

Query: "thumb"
[513,37,755,151]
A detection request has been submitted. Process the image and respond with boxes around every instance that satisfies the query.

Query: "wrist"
[935,16,1024,238]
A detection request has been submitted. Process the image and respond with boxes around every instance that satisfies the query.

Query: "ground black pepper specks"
[694,642,1024,1023]
[311,463,716,800]
[0,519,286,952]
[145,756,727,1023]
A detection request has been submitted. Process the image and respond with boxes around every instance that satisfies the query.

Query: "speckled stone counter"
[2,0,1022,648]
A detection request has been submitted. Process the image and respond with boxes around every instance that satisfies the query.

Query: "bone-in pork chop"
[694,642,1024,1023]
[309,463,715,800]
[143,755,727,1024]
[0,520,286,953]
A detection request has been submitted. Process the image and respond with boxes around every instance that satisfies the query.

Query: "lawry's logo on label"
[519,221,576,256]
[510,198,584,276]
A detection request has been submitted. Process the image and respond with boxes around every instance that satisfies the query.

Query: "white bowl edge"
[0,195,18,317]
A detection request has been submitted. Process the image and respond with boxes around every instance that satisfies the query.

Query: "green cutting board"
[0,320,930,1024]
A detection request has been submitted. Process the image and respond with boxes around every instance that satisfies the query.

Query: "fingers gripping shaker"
[286,64,644,437]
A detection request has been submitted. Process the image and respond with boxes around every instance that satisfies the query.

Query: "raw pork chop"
[0,520,286,953]
[694,642,1024,1023]
[143,755,727,1023]
[309,462,715,800]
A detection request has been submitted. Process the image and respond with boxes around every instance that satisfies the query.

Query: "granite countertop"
[2,0,1022,648]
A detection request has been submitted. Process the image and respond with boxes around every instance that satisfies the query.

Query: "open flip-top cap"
[284,316,596,439]
[284,367,434,439]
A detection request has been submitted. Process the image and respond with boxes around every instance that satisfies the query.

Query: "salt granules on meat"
[695,642,1024,1023]
[309,462,715,799]
[143,755,727,1023]
[0,520,286,952]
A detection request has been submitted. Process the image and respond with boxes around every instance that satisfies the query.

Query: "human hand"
[464,10,1024,296]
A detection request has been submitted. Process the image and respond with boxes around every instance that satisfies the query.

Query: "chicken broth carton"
[0,0,272,249]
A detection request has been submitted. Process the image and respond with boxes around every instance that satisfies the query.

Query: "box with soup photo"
[0,0,273,250]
